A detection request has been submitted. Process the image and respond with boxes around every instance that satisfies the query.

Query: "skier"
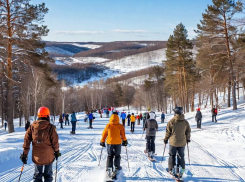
[161,111,165,123]
[88,111,94,129]
[136,115,141,125]
[4,120,7,131]
[20,107,60,182]
[84,112,88,123]
[59,114,64,129]
[212,108,217,122]
[25,120,30,131]
[65,113,70,126]
[142,111,147,128]
[195,108,202,128]
[106,110,110,118]
[164,106,191,178]
[127,112,131,126]
[100,112,128,178]
[71,111,77,134]
[120,111,126,127]
[130,113,136,132]
[144,111,158,160]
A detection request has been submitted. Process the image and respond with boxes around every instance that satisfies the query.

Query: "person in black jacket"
[65,113,69,126]
[127,112,131,126]
[25,120,30,131]
[195,108,202,128]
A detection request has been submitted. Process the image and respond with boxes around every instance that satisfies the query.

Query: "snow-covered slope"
[1,104,245,181]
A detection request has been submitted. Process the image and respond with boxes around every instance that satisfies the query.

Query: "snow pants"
[33,163,53,182]
[197,119,202,128]
[146,136,155,153]
[127,118,130,126]
[212,115,217,122]
[71,121,76,133]
[131,122,135,132]
[122,119,125,127]
[4,123,7,131]
[89,119,93,128]
[65,119,69,126]
[106,144,121,170]
[137,119,140,125]
[59,122,63,129]
[161,119,165,123]
[168,145,185,170]
[143,118,146,128]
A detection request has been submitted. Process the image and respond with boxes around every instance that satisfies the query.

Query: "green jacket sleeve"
[185,120,191,140]
[164,119,172,140]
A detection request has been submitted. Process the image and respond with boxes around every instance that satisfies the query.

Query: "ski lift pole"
[18,164,25,182]
[125,146,130,171]
[98,146,103,166]
[161,144,166,163]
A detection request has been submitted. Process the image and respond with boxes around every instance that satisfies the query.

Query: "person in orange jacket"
[136,115,141,125]
[130,113,136,132]
[100,112,127,175]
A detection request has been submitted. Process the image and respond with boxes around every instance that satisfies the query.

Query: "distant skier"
[106,110,110,118]
[195,108,202,128]
[144,111,158,160]
[4,120,7,131]
[212,108,217,123]
[142,111,147,128]
[164,106,191,178]
[59,114,64,129]
[161,111,165,123]
[65,113,70,126]
[136,115,141,125]
[20,107,60,181]
[84,112,88,123]
[25,120,30,131]
[100,112,127,178]
[130,113,136,132]
[120,111,126,127]
[88,111,94,129]
[127,112,131,126]
[71,111,77,134]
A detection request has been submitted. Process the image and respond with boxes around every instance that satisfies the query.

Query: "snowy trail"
[1,106,245,181]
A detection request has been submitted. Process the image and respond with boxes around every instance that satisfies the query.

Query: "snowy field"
[1,104,245,181]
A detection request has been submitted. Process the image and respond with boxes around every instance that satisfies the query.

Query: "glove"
[54,151,61,160]
[164,140,168,144]
[20,153,27,164]
[143,128,145,131]
[122,140,128,146]
[187,139,191,143]
[100,142,106,147]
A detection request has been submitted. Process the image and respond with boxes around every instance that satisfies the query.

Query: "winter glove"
[54,151,61,160]
[20,153,27,164]
[122,140,128,146]
[100,142,106,147]
[187,139,191,143]
[164,140,168,144]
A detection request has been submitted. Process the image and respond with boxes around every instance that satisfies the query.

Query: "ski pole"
[141,130,144,138]
[98,146,103,166]
[18,164,24,182]
[187,143,190,166]
[55,158,58,182]
[161,144,166,163]
[125,146,130,171]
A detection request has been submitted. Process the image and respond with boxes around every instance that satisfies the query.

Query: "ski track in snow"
[1,106,245,181]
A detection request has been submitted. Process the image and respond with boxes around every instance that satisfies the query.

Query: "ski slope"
[1,104,245,182]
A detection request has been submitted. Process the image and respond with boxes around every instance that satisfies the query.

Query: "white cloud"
[112,29,148,33]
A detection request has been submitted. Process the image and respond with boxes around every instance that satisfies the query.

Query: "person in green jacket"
[164,107,191,178]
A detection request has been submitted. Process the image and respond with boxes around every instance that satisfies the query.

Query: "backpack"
[32,124,53,144]
[214,109,217,114]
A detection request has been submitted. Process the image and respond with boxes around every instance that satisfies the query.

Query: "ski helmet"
[173,107,183,115]
[37,107,50,118]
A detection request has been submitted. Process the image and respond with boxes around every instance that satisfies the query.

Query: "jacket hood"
[33,120,50,130]
[175,114,185,121]
[149,113,155,119]
[109,114,119,124]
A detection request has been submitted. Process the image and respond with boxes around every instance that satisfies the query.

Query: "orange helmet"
[37,107,50,118]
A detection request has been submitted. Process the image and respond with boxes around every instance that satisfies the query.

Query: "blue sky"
[31,0,213,42]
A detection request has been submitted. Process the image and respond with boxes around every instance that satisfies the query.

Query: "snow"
[55,57,109,65]
[1,102,245,181]
[45,46,74,56]
[71,43,102,49]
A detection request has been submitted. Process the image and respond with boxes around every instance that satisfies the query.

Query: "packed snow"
[71,43,102,49]
[1,103,245,181]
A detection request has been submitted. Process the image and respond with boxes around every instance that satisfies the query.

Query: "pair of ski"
[166,168,184,182]
[104,168,120,182]
[144,150,156,162]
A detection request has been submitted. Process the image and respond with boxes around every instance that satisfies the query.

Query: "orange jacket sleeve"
[101,124,109,142]
[23,126,33,155]
[120,125,127,141]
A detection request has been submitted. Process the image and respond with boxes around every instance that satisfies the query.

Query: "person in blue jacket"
[88,111,94,129]
[120,111,126,127]
[70,111,77,134]
[161,111,165,123]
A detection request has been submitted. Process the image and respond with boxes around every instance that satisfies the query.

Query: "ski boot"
[107,167,113,178]
[179,168,185,178]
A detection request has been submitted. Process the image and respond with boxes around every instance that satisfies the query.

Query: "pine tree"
[0,0,49,132]
[195,0,243,110]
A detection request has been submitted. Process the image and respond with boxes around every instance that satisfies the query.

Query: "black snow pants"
[146,136,155,153]
[212,115,217,122]
[197,119,202,128]
[34,163,53,182]
[127,118,130,126]
[65,119,69,126]
[122,119,125,127]
[131,122,135,132]
[168,145,185,170]
[106,144,121,170]
[89,119,93,128]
